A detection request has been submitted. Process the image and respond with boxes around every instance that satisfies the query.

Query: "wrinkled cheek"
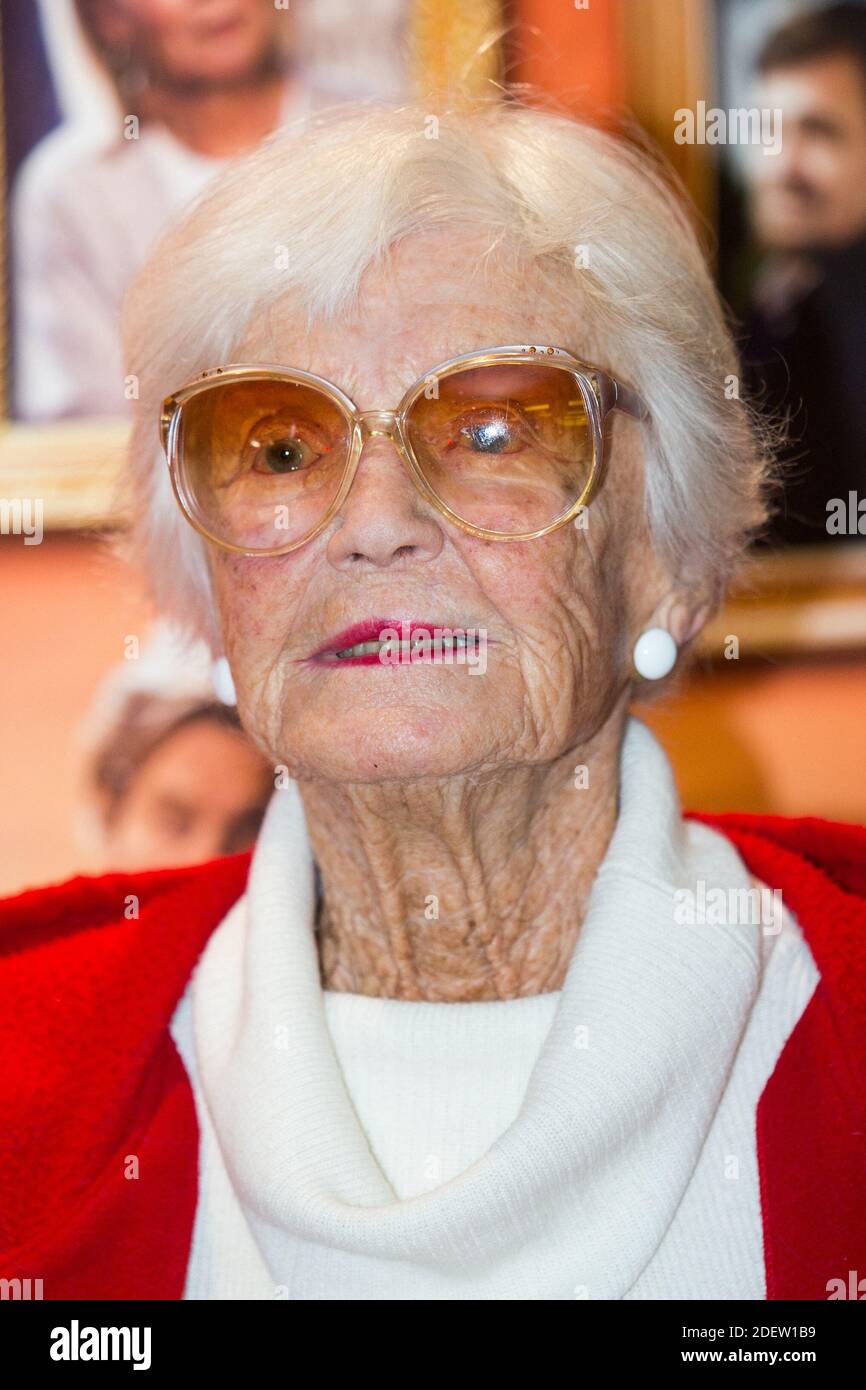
[210,554,272,642]
[212,553,316,681]
[207,557,290,748]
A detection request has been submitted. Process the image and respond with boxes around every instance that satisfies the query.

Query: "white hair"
[121,97,775,650]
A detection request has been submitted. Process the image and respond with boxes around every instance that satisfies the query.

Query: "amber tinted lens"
[174,378,351,551]
[405,362,594,533]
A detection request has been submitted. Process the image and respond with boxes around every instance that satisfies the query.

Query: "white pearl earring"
[211,656,238,705]
[633,627,678,680]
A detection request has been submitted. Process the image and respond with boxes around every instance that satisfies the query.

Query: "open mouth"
[332,633,480,663]
[308,619,486,666]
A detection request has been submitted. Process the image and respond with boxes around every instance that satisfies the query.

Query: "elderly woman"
[1,99,864,1303]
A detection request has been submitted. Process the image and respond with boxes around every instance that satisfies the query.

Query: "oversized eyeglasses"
[160,344,650,555]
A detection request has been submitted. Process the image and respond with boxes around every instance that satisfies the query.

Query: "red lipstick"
[307,618,486,667]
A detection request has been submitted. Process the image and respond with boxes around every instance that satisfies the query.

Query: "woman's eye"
[259,437,311,473]
[454,409,524,454]
[245,429,320,475]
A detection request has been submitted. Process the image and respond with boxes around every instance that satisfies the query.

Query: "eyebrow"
[797,112,848,137]
[236,340,576,402]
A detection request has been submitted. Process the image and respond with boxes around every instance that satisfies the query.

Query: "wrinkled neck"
[299,713,625,1001]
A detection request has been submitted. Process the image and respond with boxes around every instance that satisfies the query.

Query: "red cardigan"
[0,811,864,1301]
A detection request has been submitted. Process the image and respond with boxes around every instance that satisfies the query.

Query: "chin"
[279,702,493,784]
[756,205,820,251]
[193,37,266,82]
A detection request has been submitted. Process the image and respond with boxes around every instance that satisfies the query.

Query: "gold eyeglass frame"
[160,343,650,555]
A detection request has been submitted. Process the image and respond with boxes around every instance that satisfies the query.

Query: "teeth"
[332,633,477,659]
[334,640,384,658]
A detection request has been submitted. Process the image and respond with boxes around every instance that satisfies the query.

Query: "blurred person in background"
[78,622,273,870]
[743,2,866,545]
[12,0,406,421]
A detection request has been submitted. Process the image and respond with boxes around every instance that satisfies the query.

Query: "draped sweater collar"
[186,715,762,1297]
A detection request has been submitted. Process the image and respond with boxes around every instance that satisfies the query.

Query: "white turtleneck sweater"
[168,717,819,1300]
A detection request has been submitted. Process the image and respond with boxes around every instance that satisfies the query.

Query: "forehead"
[234,229,594,404]
[759,55,866,125]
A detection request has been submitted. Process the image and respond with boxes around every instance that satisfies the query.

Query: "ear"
[628,591,713,685]
[634,589,714,652]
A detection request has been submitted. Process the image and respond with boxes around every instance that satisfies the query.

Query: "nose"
[773,125,804,178]
[324,422,445,570]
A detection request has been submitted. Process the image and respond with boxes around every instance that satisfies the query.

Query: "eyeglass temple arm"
[593,371,650,423]
[159,400,177,453]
